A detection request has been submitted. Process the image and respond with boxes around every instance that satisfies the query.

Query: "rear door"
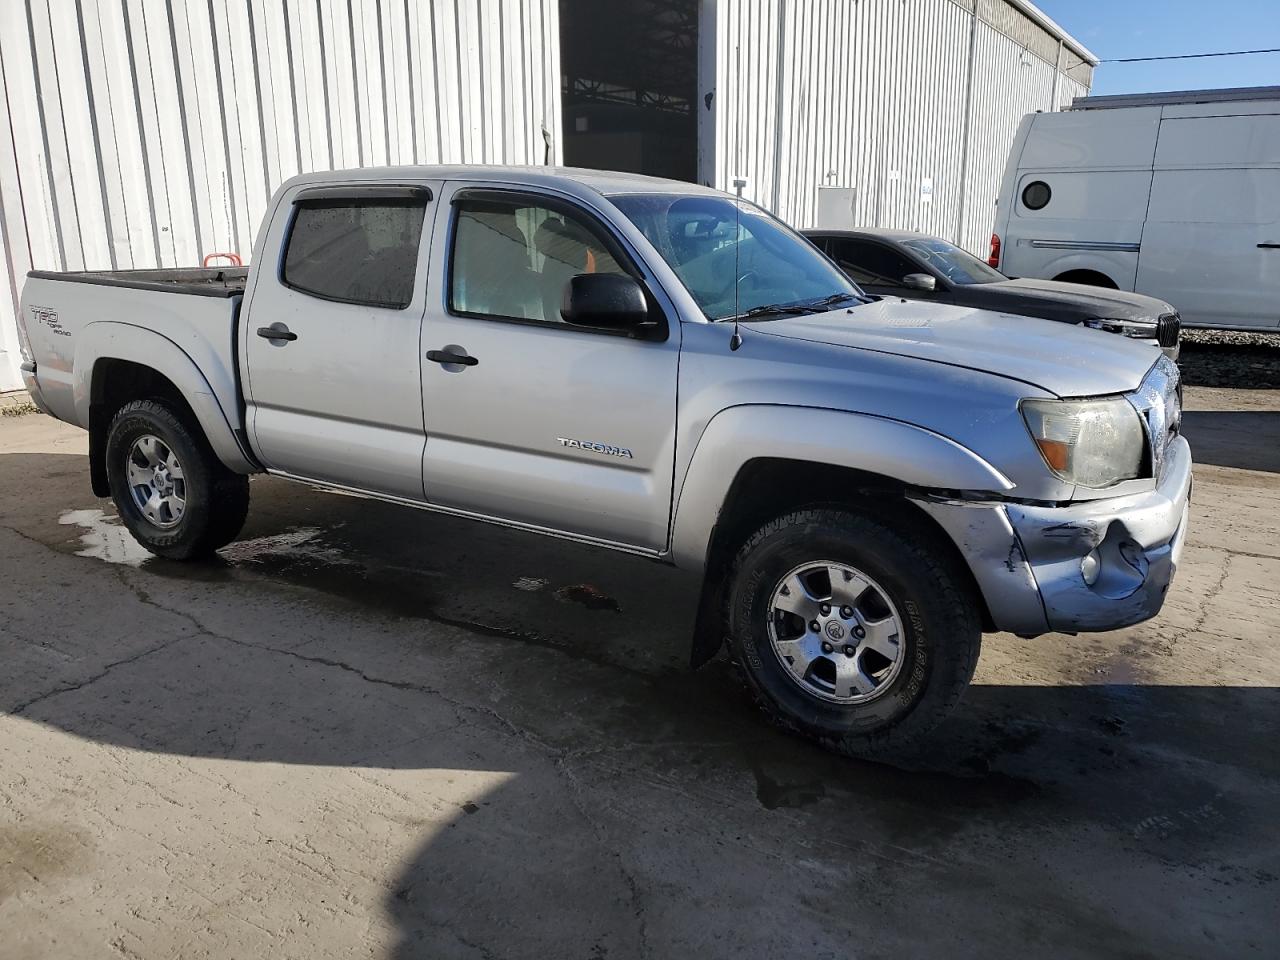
[1135,112,1280,329]
[419,184,680,552]
[243,181,440,498]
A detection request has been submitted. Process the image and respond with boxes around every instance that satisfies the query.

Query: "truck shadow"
[6,620,1277,956]
[1180,410,1280,473]
[3,451,1277,955]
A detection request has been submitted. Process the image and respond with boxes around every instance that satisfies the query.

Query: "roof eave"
[1004,0,1099,66]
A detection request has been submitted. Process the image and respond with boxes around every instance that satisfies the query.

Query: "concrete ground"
[1,387,1276,960]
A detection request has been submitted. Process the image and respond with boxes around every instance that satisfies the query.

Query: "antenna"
[730,177,748,351]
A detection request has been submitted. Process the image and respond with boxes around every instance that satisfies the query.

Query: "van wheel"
[725,507,981,758]
[105,400,250,560]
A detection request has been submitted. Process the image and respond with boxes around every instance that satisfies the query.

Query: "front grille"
[1128,356,1182,481]
[1156,312,1181,348]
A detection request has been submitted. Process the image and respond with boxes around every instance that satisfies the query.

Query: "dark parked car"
[804,228,1180,359]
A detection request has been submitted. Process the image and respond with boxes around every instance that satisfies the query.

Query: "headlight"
[1020,397,1145,487]
[1082,317,1158,340]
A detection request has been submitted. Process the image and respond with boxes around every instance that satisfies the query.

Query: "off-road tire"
[725,506,981,758]
[105,399,249,560]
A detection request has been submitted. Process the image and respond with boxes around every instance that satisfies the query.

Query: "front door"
[419,185,680,552]
[244,181,440,499]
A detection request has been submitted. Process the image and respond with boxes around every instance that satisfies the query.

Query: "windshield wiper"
[801,292,861,310]
[725,302,818,322]
[722,291,861,323]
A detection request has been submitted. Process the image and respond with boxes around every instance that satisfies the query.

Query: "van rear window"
[283,198,426,309]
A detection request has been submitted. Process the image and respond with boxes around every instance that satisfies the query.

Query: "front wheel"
[105,399,250,560]
[725,507,981,758]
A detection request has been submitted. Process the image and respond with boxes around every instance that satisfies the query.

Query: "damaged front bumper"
[914,436,1192,637]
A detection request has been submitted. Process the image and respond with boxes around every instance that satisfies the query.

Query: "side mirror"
[902,273,937,292]
[561,274,655,336]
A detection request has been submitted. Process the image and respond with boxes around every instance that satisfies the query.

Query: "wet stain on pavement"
[0,824,91,901]
[750,757,827,810]
[58,508,152,566]
[554,583,621,612]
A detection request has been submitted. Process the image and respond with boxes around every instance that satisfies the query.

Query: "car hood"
[990,278,1174,320]
[750,298,1159,397]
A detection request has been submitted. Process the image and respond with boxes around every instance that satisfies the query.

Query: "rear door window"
[283,197,428,308]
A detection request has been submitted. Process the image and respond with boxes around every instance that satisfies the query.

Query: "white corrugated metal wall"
[0,0,562,392]
[0,0,1090,393]
[702,0,1090,252]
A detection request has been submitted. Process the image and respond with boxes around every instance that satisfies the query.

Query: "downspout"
[954,4,978,247]
[697,0,718,186]
[770,0,787,214]
[1050,37,1063,110]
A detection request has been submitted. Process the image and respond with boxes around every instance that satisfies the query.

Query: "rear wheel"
[725,507,981,758]
[105,400,249,560]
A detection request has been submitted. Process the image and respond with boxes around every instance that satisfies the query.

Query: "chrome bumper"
[915,435,1192,636]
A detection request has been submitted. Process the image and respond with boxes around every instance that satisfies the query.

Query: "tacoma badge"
[557,437,634,459]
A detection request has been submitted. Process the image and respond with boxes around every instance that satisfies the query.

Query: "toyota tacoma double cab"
[17,166,1191,756]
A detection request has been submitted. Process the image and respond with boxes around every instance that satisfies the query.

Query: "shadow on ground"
[1180,410,1280,473]
[3,450,1278,957]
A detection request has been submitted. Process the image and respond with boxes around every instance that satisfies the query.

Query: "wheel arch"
[676,406,1010,665]
[76,323,257,496]
[1053,268,1118,289]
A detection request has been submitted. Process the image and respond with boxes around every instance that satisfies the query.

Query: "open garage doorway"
[559,0,698,181]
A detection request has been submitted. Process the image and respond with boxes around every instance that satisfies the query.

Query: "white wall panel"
[702,0,1091,256]
[0,0,562,391]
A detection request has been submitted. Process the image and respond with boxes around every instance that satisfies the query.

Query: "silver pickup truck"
[17,166,1191,757]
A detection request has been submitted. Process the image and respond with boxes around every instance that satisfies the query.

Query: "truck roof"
[283,165,723,200]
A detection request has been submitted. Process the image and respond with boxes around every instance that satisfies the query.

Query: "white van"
[991,86,1280,331]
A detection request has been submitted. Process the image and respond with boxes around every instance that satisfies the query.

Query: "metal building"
[0,0,1093,391]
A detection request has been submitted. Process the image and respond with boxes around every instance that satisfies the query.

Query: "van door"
[1136,113,1280,329]
[243,181,440,498]
[419,185,680,552]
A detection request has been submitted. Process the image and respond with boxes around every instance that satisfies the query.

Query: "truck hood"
[991,278,1175,321]
[749,298,1158,397]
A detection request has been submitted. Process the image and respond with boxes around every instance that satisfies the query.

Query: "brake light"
[988,233,1001,268]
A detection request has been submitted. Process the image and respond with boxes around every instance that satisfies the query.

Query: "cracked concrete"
[0,387,1278,959]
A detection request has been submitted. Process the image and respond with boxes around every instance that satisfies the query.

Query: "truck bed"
[26,266,248,298]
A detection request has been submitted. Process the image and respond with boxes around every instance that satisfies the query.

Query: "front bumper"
[914,435,1192,636]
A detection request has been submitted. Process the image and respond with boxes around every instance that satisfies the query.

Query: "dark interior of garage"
[559,0,698,182]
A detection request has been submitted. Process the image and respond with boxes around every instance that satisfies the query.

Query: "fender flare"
[668,404,1013,568]
[73,321,257,474]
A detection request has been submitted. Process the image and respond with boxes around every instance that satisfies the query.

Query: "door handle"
[1259,243,1280,249]
[257,324,298,342]
[426,348,478,367]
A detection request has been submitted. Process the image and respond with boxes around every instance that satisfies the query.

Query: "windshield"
[900,237,1005,285]
[610,193,863,320]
